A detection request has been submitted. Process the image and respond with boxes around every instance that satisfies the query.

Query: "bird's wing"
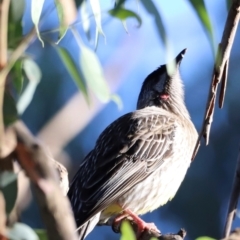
[68,109,176,226]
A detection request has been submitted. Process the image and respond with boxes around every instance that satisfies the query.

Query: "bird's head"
[137,49,189,117]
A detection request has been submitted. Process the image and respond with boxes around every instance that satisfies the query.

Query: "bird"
[67,49,198,240]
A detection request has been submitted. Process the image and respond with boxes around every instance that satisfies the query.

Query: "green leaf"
[141,0,167,47]
[10,60,24,94]
[120,221,136,240]
[7,223,39,240]
[55,46,88,101]
[89,0,106,48]
[54,0,68,43]
[35,229,48,240]
[80,0,90,34]
[31,0,45,47]
[188,0,215,53]
[3,90,18,126]
[79,39,110,103]
[196,237,216,240]
[8,0,24,48]
[17,58,42,115]
[109,8,142,27]
[0,171,18,214]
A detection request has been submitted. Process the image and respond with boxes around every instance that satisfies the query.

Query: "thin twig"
[223,145,240,237]
[0,0,10,161]
[13,121,78,240]
[0,192,7,238]
[192,0,240,159]
[222,228,240,240]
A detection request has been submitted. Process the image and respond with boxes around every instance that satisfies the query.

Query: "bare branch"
[12,121,78,240]
[222,228,240,240]
[223,145,240,237]
[115,219,185,240]
[192,0,240,159]
[0,192,7,238]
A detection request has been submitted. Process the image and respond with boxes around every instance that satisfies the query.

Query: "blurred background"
[18,0,240,239]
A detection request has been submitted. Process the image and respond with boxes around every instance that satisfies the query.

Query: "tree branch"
[12,121,78,240]
[192,0,240,159]
[223,144,240,237]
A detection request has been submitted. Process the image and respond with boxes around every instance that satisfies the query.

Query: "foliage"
[0,0,235,239]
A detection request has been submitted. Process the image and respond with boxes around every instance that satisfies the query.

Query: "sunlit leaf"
[31,0,45,47]
[141,0,167,46]
[54,0,68,43]
[55,46,88,101]
[111,94,122,110]
[109,7,142,28]
[188,0,215,53]
[89,0,106,48]
[79,39,110,102]
[7,223,39,240]
[3,90,18,126]
[80,0,90,34]
[17,58,41,115]
[120,221,136,240]
[0,171,18,214]
[196,237,216,240]
[35,229,48,240]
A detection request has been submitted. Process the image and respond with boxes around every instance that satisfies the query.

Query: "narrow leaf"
[109,8,142,27]
[89,0,106,48]
[10,60,23,94]
[8,0,24,48]
[79,39,110,102]
[35,229,48,240]
[0,171,18,214]
[141,0,167,46]
[80,0,90,34]
[188,0,215,53]
[7,223,39,240]
[31,0,45,47]
[54,0,68,43]
[3,90,18,126]
[55,46,88,101]
[17,58,42,115]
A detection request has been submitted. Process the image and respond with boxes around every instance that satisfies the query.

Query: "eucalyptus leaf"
[109,8,142,27]
[79,40,110,103]
[0,171,18,214]
[55,46,88,101]
[89,0,105,48]
[8,0,24,48]
[31,0,45,46]
[141,0,167,47]
[3,90,18,126]
[187,0,215,53]
[17,58,42,115]
[7,223,39,240]
[11,60,23,94]
[35,229,48,240]
[54,0,68,43]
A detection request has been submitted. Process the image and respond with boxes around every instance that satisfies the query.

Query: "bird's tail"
[77,213,100,240]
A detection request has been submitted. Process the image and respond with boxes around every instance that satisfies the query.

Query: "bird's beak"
[176,48,187,67]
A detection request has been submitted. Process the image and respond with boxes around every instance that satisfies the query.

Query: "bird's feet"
[112,209,160,237]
